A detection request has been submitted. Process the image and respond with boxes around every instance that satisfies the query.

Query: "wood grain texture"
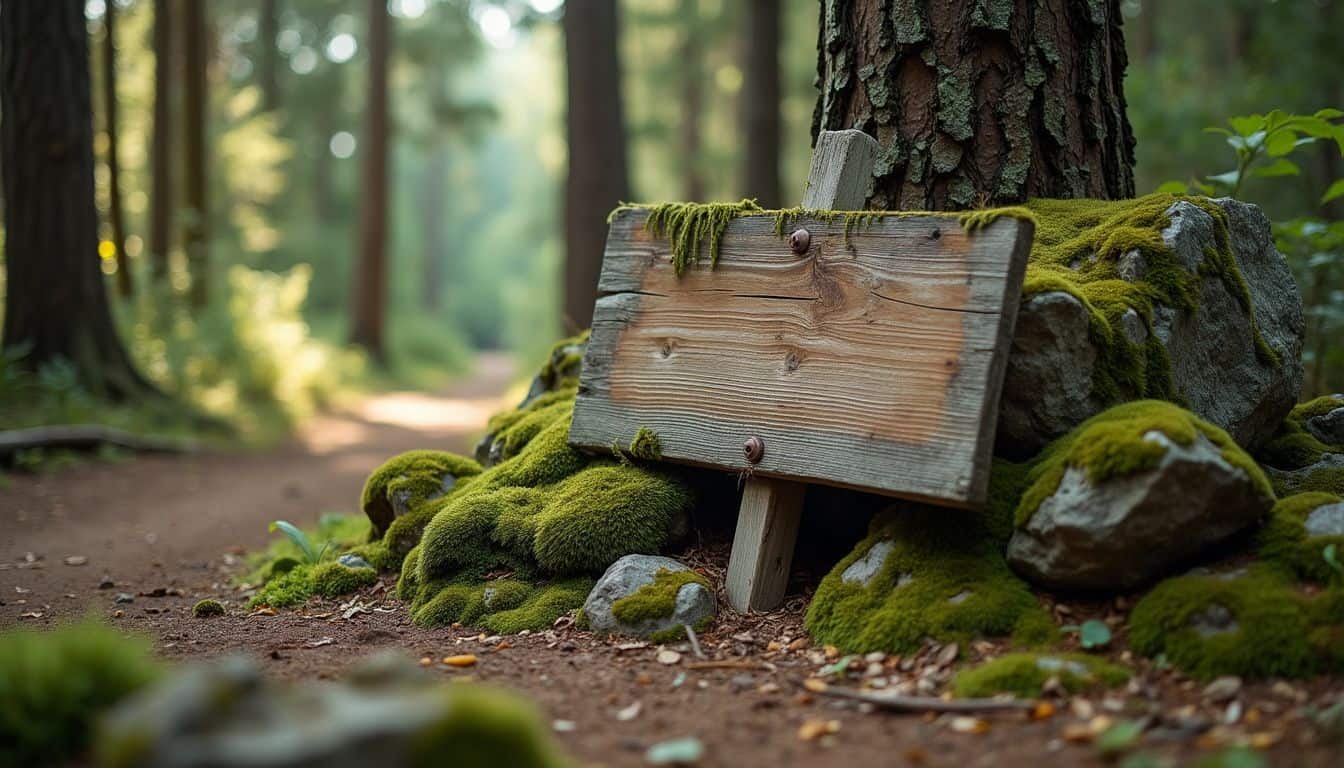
[570,210,1031,507]
[725,479,804,612]
[801,129,879,210]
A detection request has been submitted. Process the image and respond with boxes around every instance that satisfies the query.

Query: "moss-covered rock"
[581,555,716,640]
[362,450,481,538]
[804,476,1056,654]
[192,599,225,618]
[1127,565,1343,680]
[1258,395,1344,471]
[1,620,161,767]
[1258,492,1344,584]
[1006,401,1274,592]
[951,653,1130,699]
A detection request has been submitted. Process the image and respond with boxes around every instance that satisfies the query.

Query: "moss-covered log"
[812,0,1136,209]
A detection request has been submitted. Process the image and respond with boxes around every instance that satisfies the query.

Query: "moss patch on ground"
[1015,400,1272,526]
[192,599,225,618]
[804,464,1056,654]
[952,653,1130,699]
[1128,565,1343,680]
[0,620,162,766]
[411,684,571,768]
[614,193,1276,409]
[249,561,378,608]
[1258,492,1344,585]
[235,513,373,588]
[1258,396,1344,471]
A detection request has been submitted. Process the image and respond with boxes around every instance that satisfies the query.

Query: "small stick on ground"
[683,624,706,660]
[687,660,772,671]
[809,681,1036,714]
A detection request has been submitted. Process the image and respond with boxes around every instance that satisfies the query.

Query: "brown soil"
[2,353,1340,768]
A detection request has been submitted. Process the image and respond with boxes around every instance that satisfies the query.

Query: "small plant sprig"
[1324,543,1344,583]
[267,520,330,564]
[1159,108,1344,201]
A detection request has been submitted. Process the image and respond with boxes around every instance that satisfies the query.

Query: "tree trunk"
[742,0,781,207]
[420,142,447,313]
[813,0,1136,210]
[350,0,390,361]
[259,0,280,112]
[102,0,133,297]
[678,0,705,201]
[562,0,631,331]
[149,0,172,282]
[182,0,209,309]
[1,0,155,398]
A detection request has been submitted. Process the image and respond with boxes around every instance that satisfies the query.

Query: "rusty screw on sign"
[789,228,811,254]
[744,436,765,464]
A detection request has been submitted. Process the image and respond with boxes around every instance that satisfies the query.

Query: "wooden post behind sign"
[724,129,880,613]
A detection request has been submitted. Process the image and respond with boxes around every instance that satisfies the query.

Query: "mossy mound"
[1258,396,1344,471]
[374,334,694,633]
[363,450,482,552]
[192,599,225,618]
[1015,400,1272,526]
[0,620,162,766]
[1258,492,1344,585]
[1127,565,1343,680]
[249,561,378,608]
[411,684,571,768]
[805,464,1056,654]
[952,652,1130,699]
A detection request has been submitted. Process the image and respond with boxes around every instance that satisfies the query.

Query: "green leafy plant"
[1162,109,1344,199]
[267,519,330,565]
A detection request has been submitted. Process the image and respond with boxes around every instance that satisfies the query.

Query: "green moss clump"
[418,487,546,583]
[1128,565,1344,680]
[192,599,225,618]
[611,568,710,627]
[805,485,1055,654]
[626,426,662,461]
[249,560,378,608]
[1257,492,1344,584]
[1258,396,1344,471]
[362,450,482,539]
[410,685,570,768]
[310,561,379,599]
[951,653,1130,699]
[411,578,593,635]
[1016,400,1273,526]
[0,620,162,766]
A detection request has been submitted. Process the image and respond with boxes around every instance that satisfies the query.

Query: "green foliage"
[237,513,372,587]
[951,653,1129,699]
[268,520,329,565]
[1257,492,1344,584]
[1276,219,1344,396]
[1016,400,1273,525]
[804,489,1056,654]
[191,599,225,618]
[0,620,162,766]
[1171,109,1344,200]
[1127,566,1344,680]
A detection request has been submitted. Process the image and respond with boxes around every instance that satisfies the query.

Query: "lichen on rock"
[582,555,716,641]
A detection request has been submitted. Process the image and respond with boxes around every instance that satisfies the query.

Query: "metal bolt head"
[788,228,811,254]
[744,436,765,464]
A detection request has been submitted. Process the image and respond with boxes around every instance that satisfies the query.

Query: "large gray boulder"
[583,554,715,637]
[1007,429,1274,592]
[998,198,1303,456]
[97,653,560,768]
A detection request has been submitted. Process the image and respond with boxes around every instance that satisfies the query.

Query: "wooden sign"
[569,130,1033,610]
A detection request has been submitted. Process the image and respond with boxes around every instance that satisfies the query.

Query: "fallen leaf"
[1031,701,1056,720]
[950,717,989,734]
[615,701,642,721]
[797,719,841,741]
[443,654,478,668]
[1062,723,1095,744]
[802,678,828,693]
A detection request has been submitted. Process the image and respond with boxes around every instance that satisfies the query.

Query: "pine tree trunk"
[813,0,1136,210]
[182,0,209,309]
[678,0,705,201]
[742,0,781,207]
[420,142,447,313]
[149,0,172,283]
[1,0,155,399]
[102,0,133,297]
[259,0,280,112]
[350,0,390,361]
[562,0,630,331]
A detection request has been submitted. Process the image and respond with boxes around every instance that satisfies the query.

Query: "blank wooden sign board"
[569,130,1033,612]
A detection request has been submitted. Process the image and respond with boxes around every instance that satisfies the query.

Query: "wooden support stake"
[724,129,880,613]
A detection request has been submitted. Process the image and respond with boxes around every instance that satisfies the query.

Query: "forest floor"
[1,352,1341,768]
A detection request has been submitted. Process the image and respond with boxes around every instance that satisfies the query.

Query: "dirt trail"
[1,355,1338,768]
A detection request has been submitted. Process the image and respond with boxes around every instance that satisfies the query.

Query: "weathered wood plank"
[801,129,879,210]
[725,478,805,612]
[571,211,1032,506]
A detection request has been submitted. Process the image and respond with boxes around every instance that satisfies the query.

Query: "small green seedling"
[268,520,330,564]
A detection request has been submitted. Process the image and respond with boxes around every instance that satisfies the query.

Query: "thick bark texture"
[813,0,1136,210]
[562,0,630,331]
[182,0,209,308]
[1,0,153,398]
[149,0,172,282]
[742,0,782,207]
[350,0,391,361]
[102,0,132,297]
